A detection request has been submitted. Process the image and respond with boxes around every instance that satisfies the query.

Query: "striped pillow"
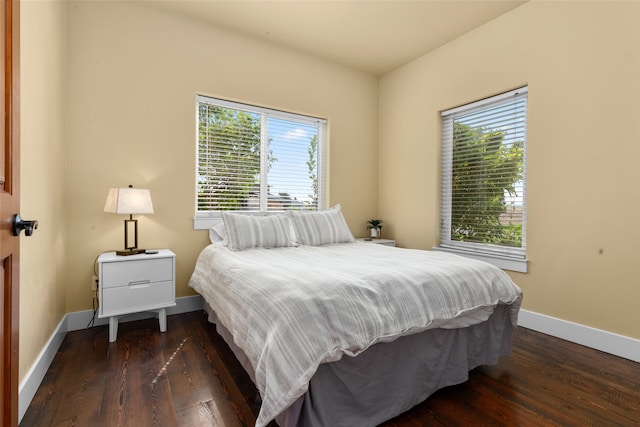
[288,204,355,246]
[221,213,296,251]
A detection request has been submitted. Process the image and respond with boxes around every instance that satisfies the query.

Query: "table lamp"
[104,185,154,256]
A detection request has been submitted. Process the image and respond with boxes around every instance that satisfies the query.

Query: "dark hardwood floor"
[21,311,640,426]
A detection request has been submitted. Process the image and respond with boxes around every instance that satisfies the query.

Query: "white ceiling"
[151,0,527,76]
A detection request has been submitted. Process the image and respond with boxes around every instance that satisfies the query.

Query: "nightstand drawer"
[101,258,173,289]
[101,280,174,316]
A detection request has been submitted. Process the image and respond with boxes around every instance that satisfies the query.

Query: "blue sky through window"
[267,117,319,205]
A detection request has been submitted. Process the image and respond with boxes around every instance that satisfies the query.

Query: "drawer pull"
[128,280,151,288]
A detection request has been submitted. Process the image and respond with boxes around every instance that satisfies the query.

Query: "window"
[195,96,326,228]
[436,87,528,272]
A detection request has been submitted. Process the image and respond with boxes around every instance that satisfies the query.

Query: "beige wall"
[19,1,68,381]
[63,1,378,314]
[379,1,640,339]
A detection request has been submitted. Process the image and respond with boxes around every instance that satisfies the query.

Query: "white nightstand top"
[99,249,175,263]
[356,238,396,246]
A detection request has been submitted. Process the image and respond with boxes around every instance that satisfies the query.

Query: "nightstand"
[98,249,176,342]
[356,238,396,247]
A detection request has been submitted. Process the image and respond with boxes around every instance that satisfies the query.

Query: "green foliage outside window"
[451,122,524,247]
[306,134,318,208]
[197,104,261,211]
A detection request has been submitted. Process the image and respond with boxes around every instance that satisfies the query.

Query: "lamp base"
[116,248,146,256]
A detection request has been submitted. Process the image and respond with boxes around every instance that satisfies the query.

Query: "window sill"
[432,246,528,273]
[193,216,222,230]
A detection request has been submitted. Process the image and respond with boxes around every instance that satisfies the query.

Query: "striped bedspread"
[188,242,522,427]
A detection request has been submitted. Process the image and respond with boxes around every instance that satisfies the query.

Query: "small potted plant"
[367,219,383,239]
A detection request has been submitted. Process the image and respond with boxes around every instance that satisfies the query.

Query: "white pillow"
[209,221,226,244]
[288,204,355,246]
[209,218,298,246]
[221,212,297,251]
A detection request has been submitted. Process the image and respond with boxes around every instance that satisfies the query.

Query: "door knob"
[13,214,38,236]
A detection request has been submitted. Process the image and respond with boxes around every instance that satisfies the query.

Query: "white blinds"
[197,96,326,214]
[440,87,528,257]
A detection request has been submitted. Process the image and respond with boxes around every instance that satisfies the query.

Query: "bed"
[188,207,523,427]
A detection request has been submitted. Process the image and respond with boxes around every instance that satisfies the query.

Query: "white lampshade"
[104,186,154,215]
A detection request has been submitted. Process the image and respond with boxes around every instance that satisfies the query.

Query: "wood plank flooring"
[21,311,640,426]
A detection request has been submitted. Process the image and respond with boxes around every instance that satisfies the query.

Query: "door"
[1,0,19,425]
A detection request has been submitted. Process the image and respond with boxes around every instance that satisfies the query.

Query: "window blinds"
[196,96,326,214]
[440,87,528,258]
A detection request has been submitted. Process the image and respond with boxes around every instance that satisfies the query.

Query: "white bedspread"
[188,242,522,427]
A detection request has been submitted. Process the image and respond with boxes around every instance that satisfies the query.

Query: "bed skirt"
[204,302,514,426]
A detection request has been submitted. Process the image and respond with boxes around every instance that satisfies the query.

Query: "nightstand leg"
[158,308,167,332]
[109,316,119,342]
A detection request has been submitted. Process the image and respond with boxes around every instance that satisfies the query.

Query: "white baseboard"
[64,294,204,332]
[18,295,203,424]
[18,315,67,425]
[518,309,640,363]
